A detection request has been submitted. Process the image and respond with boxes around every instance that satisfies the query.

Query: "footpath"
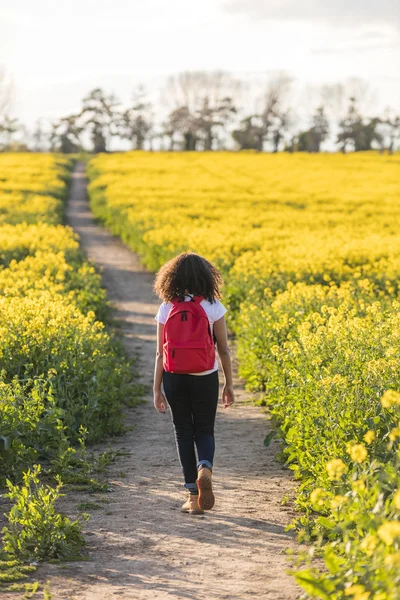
[44,162,301,600]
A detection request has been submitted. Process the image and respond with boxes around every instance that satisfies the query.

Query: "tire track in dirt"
[44,162,301,600]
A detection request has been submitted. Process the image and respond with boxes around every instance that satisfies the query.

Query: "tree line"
[1,70,399,154]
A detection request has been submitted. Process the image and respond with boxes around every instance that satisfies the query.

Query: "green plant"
[0,554,36,587]
[2,465,85,560]
[293,438,400,598]
[43,580,52,599]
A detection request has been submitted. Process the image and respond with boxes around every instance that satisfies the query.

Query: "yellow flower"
[331,495,348,509]
[326,458,348,480]
[384,552,400,568]
[348,443,368,464]
[344,585,370,600]
[381,390,400,408]
[359,534,378,556]
[310,488,326,507]
[352,479,366,494]
[393,489,400,510]
[363,430,375,444]
[377,521,400,545]
[389,427,400,441]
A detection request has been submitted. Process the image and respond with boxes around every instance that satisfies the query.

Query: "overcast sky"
[1,0,399,126]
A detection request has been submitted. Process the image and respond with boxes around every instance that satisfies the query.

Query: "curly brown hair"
[153,253,223,303]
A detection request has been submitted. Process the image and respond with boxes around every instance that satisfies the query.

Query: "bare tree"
[0,68,18,151]
[0,68,14,119]
[162,71,241,151]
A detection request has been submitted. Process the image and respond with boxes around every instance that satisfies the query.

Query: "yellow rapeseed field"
[0,153,135,483]
[88,152,400,281]
[88,151,400,597]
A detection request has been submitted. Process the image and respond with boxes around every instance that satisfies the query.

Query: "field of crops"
[88,151,400,598]
[0,154,140,573]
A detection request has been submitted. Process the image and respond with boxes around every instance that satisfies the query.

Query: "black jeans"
[162,370,219,490]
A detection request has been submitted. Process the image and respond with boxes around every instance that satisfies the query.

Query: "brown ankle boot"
[181,494,204,515]
[196,467,215,510]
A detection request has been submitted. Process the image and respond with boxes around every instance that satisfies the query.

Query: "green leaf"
[324,549,344,574]
[317,516,336,530]
[263,430,276,447]
[294,569,333,599]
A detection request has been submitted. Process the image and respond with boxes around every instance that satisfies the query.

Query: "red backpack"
[163,296,216,373]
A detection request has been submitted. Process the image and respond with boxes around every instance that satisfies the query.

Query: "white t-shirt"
[154,295,227,376]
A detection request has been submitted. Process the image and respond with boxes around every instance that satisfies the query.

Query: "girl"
[153,252,235,515]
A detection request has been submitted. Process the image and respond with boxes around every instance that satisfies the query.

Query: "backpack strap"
[171,295,204,304]
[171,297,184,305]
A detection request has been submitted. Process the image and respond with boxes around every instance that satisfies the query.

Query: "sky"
[0,0,399,127]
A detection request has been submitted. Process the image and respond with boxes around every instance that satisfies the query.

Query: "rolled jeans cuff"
[184,482,198,494]
[197,460,213,471]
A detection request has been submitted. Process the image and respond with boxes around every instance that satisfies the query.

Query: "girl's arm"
[153,322,167,413]
[213,316,235,408]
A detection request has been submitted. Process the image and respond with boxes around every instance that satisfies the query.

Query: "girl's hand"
[154,390,168,414]
[222,384,235,409]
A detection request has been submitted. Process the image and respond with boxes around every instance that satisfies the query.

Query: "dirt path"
[44,162,301,599]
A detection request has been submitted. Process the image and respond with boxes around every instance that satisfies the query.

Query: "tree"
[337,97,361,153]
[311,106,329,152]
[162,72,205,151]
[166,106,198,151]
[32,119,45,152]
[213,96,237,150]
[195,95,237,150]
[232,116,260,150]
[0,69,18,151]
[162,71,240,151]
[0,69,13,121]
[120,86,153,150]
[337,97,382,152]
[0,115,20,151]
[380,110,400,154]
[270,109,292,153]
[355,117,383,151]
[50,115,83,153]
[297,106,329,152]
[79,88,120,153]
[161,117,178,151]
[233,74,292,151]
